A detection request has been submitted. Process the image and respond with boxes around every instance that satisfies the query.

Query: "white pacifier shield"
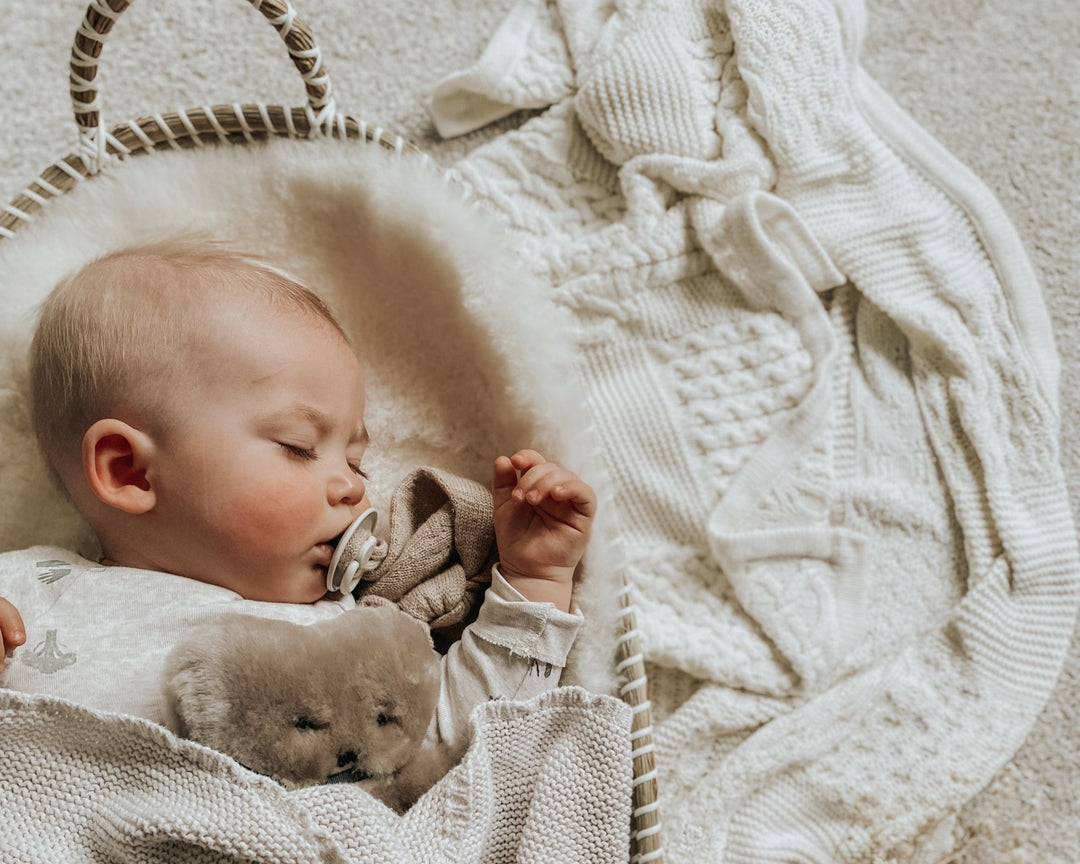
[327,508,380,594]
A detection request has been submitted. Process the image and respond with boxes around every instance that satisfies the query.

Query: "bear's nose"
[337,750,358,768]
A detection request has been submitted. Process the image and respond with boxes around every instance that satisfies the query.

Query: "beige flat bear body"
[164,604,446,812]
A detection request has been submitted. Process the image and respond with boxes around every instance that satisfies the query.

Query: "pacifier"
[326,508,385,595]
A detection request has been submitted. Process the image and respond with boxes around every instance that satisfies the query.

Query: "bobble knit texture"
[434,0,1079,860]
[0,687,632,862]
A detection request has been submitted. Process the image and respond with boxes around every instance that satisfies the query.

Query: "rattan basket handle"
[69,0,334,169]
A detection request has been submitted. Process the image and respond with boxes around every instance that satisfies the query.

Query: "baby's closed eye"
[279,442,316,460]
[277,442,369,478]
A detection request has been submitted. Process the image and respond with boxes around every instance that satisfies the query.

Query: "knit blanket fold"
[432,0,1080,859]
[0,685,632,863]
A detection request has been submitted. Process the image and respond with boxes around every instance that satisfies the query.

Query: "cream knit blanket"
[0,686,631,862]
[431,0,1080,860]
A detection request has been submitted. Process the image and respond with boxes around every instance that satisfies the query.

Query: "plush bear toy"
[164,604,448,813]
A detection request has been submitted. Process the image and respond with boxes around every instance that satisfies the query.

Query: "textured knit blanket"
[355,466,497,631]
[429,0,1080,860]
[0,686,632,862]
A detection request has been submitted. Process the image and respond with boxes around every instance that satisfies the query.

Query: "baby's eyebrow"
[285,404,332,435]
[268,403,367,444]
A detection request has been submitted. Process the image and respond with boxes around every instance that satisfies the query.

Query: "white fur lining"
[0,137,621,694]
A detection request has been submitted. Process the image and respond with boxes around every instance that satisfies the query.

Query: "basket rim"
[0,102,422,240]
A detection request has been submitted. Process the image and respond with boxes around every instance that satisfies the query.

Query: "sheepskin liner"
[0,138,621,694]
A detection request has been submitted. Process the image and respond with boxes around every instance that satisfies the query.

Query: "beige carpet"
[1,0,1076,859]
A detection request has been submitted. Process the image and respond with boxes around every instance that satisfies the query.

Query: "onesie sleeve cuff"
[469,564,583,666]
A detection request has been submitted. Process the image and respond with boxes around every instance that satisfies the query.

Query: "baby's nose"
[329,470,366,507]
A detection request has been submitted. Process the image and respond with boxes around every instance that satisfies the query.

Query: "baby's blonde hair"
[30,240,347,480]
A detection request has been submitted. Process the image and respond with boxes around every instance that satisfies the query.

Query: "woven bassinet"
[0,1,660,860]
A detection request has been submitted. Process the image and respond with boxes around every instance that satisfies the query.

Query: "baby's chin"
[267,568,333,604]
[213,564,331,605]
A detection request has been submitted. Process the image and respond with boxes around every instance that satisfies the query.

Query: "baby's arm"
[429,568,584,759]
[491,450,596,613]
[424,451,595,759]
[0,597,26,673]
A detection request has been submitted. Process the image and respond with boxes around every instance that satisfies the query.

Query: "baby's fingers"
[519,465,597,517]
[0,597,26,672]
[509,449,547,473]
[492,455,523,510]
[513,462,564,503]
[549,477,598,517]
[493,455,519,489]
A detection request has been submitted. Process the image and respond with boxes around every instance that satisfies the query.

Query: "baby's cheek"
[226,476,322,544]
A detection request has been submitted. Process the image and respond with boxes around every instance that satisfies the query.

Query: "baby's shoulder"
[0,545,99,577]
[0,546,106,616]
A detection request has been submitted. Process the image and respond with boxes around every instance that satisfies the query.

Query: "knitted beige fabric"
[0,685,632,863]
[356,467,497,630]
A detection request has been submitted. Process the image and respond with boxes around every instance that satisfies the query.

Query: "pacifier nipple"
[327,508,384,595]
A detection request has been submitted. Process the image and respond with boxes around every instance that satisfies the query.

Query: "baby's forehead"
[66,246,352,370]
[85,249,321,320]
[74,248,247,308]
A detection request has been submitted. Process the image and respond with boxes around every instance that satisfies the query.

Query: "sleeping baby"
[0,241,595,780]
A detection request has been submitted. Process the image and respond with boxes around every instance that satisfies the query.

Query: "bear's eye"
[376,712,393,727]
[294,715,330,732]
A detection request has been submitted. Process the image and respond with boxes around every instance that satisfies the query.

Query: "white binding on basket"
[71,0,342,178]
[259,3,339,135]
[70,1,126,175]
[618,578,663,863]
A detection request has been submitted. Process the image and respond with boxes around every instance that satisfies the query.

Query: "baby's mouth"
[313,525,350,571]
[321,509,383,595]
[324,524,351,550]
[313,541,336,567]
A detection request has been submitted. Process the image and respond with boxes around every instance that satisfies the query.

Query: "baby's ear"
[82,418,156,514]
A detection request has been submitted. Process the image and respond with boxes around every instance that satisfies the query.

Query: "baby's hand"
[0,597,25,674]
[492,450,596,612]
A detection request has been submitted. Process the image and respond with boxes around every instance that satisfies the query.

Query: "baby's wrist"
[497,561,575,612]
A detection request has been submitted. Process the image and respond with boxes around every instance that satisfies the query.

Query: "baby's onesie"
[0,545,582,756]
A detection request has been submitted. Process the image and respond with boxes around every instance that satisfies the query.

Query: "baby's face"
[146,299,370,603]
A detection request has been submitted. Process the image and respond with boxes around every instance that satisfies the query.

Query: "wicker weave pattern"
[618,580,662,863]
[0,0,417,238]
[0,2,660,860]
[0,105,414,238]
[69,0,333,131]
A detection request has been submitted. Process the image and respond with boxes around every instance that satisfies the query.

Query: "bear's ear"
[162,623,234,739]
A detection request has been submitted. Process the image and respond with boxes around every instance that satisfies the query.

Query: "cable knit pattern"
[431,0,1080,860]
[575,3,727,164]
